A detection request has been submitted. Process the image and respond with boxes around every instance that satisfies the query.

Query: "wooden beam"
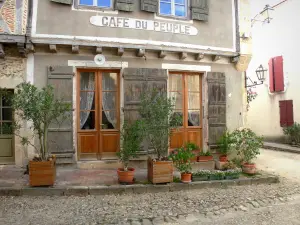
[117,47,124,56]
[0,44,5,58]
[0,34,25,43]
[95,46,102,54]
[231,56,240,63]
[179,52,187,60]
[72,45,79,54]
[137,49,145,57]
[158,50,166,58]
[17,43,27,58]
[26,43,35,53]
[49,44,57,53]
[195,53,204,61]
[212,55,221,62]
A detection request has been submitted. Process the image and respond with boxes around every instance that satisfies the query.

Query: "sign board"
[90,16,198,36]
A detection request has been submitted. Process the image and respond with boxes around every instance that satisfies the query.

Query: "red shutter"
[274,56,284,92]
[269,58,274,93]
[279,100,294,127]
[279,100,287,127]
[286,100,294,126]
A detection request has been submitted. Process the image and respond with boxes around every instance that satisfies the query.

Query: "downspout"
[235,0,240,53]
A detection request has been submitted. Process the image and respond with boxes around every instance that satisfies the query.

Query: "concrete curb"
[263,144,300,154]
[0,175,279,197]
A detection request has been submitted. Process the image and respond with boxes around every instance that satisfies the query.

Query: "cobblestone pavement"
[1,178,300,225]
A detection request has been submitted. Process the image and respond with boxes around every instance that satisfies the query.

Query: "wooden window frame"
[159,0,189,20]
[75,0,114,11]
[76,69,120,133]
[169,71,202,129]
[0,90,13,135]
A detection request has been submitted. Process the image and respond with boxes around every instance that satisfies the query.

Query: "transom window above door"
[79,0,112,8]
[160,0,187,18]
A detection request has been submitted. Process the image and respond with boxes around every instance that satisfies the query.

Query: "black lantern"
[245,65,267,88]
[251,4,274,26]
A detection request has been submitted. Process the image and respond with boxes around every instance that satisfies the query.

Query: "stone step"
[77,160,122,170]
[54,153,75,165]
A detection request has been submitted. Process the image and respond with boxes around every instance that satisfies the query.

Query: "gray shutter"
[51,0,73,5]
[191,0,209,21]
[123,68,168,152]
[141,0,158,13]
[207,72,226,147]
[47,66,74,154]
[115,0,135,12]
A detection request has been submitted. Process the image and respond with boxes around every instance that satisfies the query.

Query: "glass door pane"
[187,75,201,127]
[169,74,183,127]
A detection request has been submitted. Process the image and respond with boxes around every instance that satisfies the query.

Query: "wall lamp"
[245,65,267,88]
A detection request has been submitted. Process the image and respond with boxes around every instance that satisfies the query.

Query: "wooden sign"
[90,16,198,36]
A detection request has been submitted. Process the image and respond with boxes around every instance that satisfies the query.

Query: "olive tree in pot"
[169,146,195,183]
[139,89,181,184]
[6,82,71,186]
[117,120,144,184]
[230,128,263,174]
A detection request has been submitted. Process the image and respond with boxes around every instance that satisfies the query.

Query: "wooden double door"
[169,72,203,150]
[77,69,120,160]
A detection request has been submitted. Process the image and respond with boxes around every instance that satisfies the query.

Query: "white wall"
[246,0,300,141]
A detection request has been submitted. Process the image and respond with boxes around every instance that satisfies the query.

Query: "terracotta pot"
[148,157,173,184]
[219,155,228,162]
[242,163,256,174]
[181,173,192,183]
[29,160,56,187]
[197,155,213,162]
[117,168,135,184]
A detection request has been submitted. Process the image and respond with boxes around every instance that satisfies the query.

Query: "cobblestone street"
[1,178,300,225]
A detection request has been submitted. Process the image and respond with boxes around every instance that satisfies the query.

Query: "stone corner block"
[22,187,65,196]
[0,187,22,196]
[64,186,89,196]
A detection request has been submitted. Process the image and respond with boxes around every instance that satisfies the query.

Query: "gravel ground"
[1,178,300,225]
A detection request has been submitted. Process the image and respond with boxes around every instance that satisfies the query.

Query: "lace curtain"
[80,73,95,129]
[102,74,117,129]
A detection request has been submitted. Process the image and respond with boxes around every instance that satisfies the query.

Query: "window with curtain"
[79,0,112,8]
[0,90,13,135]
[160,0,187,18]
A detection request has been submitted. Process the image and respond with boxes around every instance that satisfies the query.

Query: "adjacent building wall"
[246,0,298,142]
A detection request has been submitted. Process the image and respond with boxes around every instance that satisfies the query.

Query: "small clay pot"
[242,163,256,174]
[219,155,228,162]
[197,155,213,162]
[181,173,192,183]
[117,168,135,184]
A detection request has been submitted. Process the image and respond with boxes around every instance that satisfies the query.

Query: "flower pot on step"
[219,155,228,162]
[148,157,173,184]
[29,159,56,187]
[242,163,256,174]
[181,173,192,183]
[117,168,135,184]
[197,155,213,162]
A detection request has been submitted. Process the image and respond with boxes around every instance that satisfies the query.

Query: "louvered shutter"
[191,0,209,22]
[280,100,294,127]
[47,66,74,154]
[51,0,73,5]
[141,0,158,13]
[207,72,226,147]
[279,100,287,127]
[274,56,284,92]
[268,58,275,93]
[115,0,135,12]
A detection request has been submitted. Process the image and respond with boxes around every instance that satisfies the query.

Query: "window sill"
[154,14,193,24]
[72,5,118,14]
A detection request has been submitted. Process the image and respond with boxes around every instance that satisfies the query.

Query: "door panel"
[170,129,185,149]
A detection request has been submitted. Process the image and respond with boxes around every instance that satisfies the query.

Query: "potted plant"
[7,82,71,186]
[197,150,213,162]
[192,170,210,181]
[185,142,199,162]
[169,146,195,183]
[231,128,263,174]
[283,123,300,146]
[224,169,242,180]
[117,120,144,184]
[217,130,232,162]
[140,89,181,184]
[209,170,225,180]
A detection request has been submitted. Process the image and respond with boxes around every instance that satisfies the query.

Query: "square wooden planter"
[29,159,56,187]
[147,157,173,184]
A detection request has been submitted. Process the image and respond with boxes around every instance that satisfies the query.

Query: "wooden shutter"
[123,68,167,152]
[141,0,158,13]
[47,66,74,154]
[191,0,209,22]
[115,0,135,12]
[268,58,274,93]
[51,0,73,5]
[274,56,284,92]
[280,100,293,127]
[207,72,226,147]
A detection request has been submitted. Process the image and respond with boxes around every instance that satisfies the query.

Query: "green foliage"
[185,142,199,151]
[209,170,225,180]
[139,89,181,160]
[117,120,145,171]
[192,170,211,177]
[283,123,300,145]
[224,169,241,178]
[230,128,263,164]
[199,151,212,156]
[169,146,195,173]
[217,130,232,156]
[7,82,71,161]
[222,161,237,170]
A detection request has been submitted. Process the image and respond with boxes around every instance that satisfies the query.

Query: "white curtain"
[80,73,95,129]
[102,74,117,129]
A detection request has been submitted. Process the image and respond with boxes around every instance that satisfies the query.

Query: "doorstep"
[0,173,279,196]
